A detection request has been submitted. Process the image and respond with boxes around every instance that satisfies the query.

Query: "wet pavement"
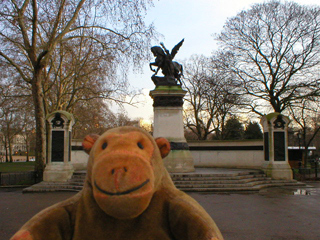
[1,183,320,240]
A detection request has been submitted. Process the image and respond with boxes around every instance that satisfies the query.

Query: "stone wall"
[70,139,265,170]
[71,139,88,170]
[188,140,264,169]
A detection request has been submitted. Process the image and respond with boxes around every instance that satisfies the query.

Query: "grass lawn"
[0,162,35,172]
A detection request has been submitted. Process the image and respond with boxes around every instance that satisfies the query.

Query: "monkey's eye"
[137,142,144,149]
[102,142,108,150]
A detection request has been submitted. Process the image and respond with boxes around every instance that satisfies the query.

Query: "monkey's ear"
[155,137,171,158]
[82,134,99,154]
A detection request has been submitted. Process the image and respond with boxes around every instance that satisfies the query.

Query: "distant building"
[0,132,27,155]
[12,134,27,154]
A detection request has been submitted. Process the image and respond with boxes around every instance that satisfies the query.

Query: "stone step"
[66,182,85,186]
[73,171,87,174]
[170,171,260,178]
[56,185,83,191]
[23,182,82,193]
[71,175,86,180]
[178,181,306,192]
[23,169,305,193]
[68,178,85,183]
[172,175,269,182]
[171,175,265,181]
[175,180,275,188]
[173,177,271,185]
[170,169,303,191]
[173,174,266,179]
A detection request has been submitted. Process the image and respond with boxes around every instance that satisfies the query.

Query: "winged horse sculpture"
[150,39,184,86]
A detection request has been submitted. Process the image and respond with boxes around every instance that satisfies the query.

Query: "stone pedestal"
[260,113,293,180]
[44,111,75,182]
[150,86,194,173]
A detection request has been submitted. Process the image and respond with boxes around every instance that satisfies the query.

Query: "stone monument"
[43,110,75,182]
[149,39,194,173]
[260,112,293,180]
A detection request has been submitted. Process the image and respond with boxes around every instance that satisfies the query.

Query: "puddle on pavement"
[293,189,311,195]
[259,186,320,196]
[193,183,320,196]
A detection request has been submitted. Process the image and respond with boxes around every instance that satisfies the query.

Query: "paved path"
[1,183,320,240]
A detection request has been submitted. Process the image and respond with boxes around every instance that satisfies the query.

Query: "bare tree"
[289,98,320,166]
[42,35,130,114]
[72,98,116,139]
[71,99,135,139]
[182,54,239,140]
[182,55,214,140]
[0,87,27,162]
[20,103,36,162]
[216,0,320,116]
[0,0,156,175]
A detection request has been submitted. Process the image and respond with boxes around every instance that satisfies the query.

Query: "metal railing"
[0,171,37,186]
[292,167,319,181]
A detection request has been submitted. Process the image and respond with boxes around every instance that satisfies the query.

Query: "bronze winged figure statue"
[150,39,184,86]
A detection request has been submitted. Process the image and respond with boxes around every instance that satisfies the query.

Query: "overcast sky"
[123,0,320,121]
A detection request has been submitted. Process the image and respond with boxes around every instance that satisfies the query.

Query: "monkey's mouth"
[94,179,150,196]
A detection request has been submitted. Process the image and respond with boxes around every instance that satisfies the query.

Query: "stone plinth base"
[72,162,87,171]
[150,86,194,173]
[153,107,185,139]
[71,140,89,170]
[43,162,74,182]
[262,162,293,180]
[164,149,195,173]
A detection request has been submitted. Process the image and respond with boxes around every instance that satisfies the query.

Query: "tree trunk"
[26,143,30,162]
[4,137,9,162]
[8,139,13,163]
[24,133,30,162]
[32,69,46,179]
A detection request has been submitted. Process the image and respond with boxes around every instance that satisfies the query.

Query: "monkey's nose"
[111,167,128,191]
[111,167,128,175]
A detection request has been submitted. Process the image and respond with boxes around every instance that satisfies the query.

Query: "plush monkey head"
[82,126,171,220]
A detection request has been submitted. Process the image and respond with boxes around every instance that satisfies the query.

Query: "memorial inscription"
[274,132,286,161]
[51,131,64,162]
[264,132,269,161]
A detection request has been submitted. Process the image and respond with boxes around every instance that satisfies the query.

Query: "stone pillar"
[43,111,75,182]
[150,85,194,173]
[260,113,293,180]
